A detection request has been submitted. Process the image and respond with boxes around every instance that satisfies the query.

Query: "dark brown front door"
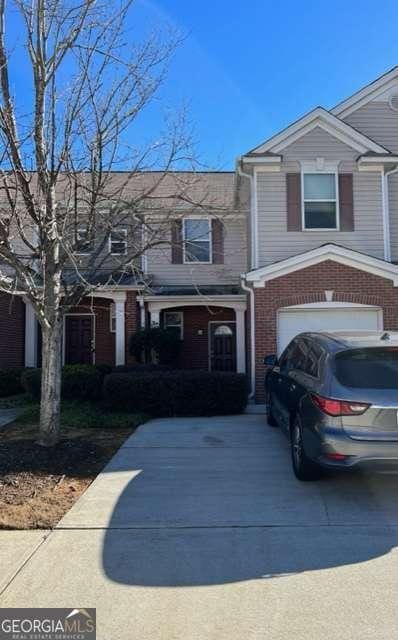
[65,315,93,364]
[210,322,237,372]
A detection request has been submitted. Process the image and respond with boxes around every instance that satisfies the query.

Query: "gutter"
[240,276,255,400]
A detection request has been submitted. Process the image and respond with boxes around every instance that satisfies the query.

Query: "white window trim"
[163,310,184,339]
[182,217,212,264]
[76,227,93,255]
[109,228,127,256]
[110,303,116,333]
[301,171,340,232]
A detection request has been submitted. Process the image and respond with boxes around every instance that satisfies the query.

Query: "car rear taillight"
[310,394,370,417]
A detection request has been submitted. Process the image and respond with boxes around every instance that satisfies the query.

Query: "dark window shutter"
[339,173,354,231]
[286,173,302,231]
[211,218,224,264]
[171,220,183,264]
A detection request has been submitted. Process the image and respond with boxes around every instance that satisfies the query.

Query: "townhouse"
[3,66,398,403]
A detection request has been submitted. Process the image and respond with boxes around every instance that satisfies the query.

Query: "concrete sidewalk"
[0,407,24,428]
[2,415,398,639]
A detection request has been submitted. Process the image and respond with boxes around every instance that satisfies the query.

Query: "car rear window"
[334,347,398,389]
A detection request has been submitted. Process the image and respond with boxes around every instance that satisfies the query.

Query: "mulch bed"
[0,422,137,529]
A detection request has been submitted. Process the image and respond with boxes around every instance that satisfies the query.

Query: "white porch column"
[114,293,127,366]
[24,299,38,367]
[150,310,160,327]
[138,296,146,328]
[235,308,246,374]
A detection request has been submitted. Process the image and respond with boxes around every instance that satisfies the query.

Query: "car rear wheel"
[291,417,322,481]
[266,393,277,427]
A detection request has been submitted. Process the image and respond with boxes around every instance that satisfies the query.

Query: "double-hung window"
[109,229,127,255]
[163,311,183,339]
[76,227,94,255]
[303,173,338,230]
[183,218,212,263]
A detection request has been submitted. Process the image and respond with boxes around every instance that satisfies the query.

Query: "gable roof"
[244,244,398,287]
[332,66,398,119]
[245,107,390,157]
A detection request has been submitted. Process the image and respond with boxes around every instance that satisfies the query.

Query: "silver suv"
[264,331,398,481]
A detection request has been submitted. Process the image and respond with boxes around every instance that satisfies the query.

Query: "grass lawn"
[0,398,146,530]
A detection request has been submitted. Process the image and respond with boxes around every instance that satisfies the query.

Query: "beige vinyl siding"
[256,128,384,266]
[146,216,247,285]
[343,102,398,154]
[280,126,360,161]
[389,173,398,261]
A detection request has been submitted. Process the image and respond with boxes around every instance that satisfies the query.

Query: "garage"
[277,302,383,355]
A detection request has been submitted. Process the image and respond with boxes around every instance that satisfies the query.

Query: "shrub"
[113,364,174,374]
[129,327,182,365]
[62,365,102,400]
[0,367,26,397]
[94,363,113,379]
[21,368,41,399]
[103,370,248,417]
[22,365,102,401]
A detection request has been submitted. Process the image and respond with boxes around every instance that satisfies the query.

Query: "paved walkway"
[0,407,23,427]
[1,415,398,639]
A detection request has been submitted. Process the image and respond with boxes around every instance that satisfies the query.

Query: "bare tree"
[0,0,231,445]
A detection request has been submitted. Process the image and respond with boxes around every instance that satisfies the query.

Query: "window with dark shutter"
[211,218,224,264]
[286,173,302,231]
[171,220,183,264]
[339,173,354,231]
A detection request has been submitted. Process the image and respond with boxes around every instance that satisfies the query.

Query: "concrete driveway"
[2,415,398,639]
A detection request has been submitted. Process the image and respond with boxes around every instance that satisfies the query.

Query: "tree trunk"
[37,317,63,446]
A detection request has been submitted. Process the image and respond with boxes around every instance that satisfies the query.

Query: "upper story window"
[183,218,212,263]
[76,227,94,255]
[109,229,127,255]
[302,173,338,230]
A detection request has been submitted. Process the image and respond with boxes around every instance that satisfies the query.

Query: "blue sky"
[134,0,398,168]
[5,0,398,170]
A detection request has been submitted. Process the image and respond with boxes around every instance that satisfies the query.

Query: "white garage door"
[277,304,382,355]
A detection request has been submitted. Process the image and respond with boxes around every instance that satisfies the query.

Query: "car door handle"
[290,383,296,390]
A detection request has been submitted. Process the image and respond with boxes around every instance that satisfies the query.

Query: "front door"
[210,322,237,372]
[65,315,94,364]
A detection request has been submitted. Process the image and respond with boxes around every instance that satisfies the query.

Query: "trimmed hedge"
[112,364,174,374]
[0,367,26,397]
[21,368,41,399]
[21,364,104,401]
[103,370,248,417]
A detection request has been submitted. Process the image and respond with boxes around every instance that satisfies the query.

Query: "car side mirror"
[264,354,278,367]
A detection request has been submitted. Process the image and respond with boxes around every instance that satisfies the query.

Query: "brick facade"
[162,306,235,370]
[254,260,398,401]
[69,297,115,365]
[0,293,25,367]
[69,292,139,365]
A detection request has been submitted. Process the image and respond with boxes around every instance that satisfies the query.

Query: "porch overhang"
[244,244,398,288]
[141,293,247,374]
[141,294,247,313]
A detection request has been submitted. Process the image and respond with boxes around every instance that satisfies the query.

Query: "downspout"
[382,165,398,262]
[237,157,257,270]
[237,157,257,400]
[241,276,255,400]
